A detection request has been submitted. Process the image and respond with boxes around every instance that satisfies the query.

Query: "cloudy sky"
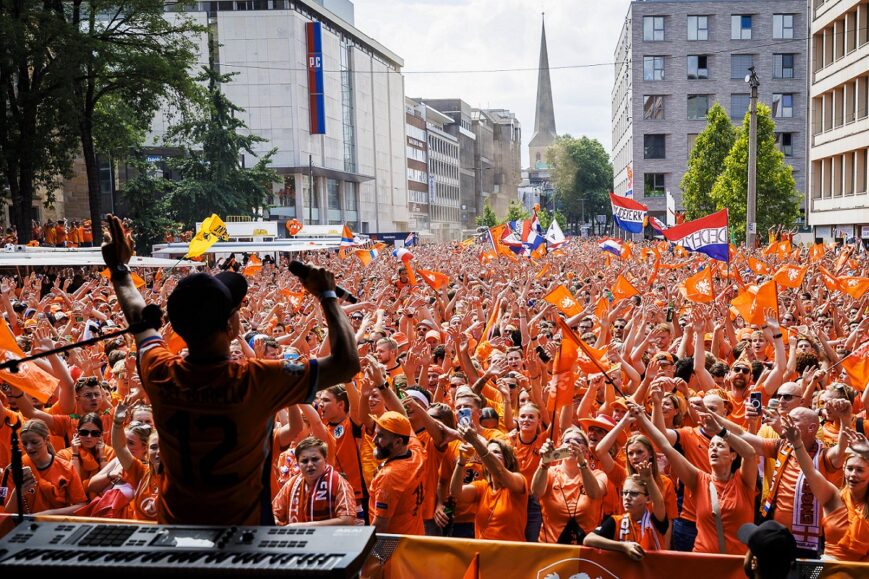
[354,0,631,167]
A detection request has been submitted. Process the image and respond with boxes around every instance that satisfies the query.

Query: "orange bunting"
[544,285,583,317]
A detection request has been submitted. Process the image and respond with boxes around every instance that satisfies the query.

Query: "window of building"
[687,95,711,120]
[772,93,794,118]
[687,15,708,41]
[643,56,665,80]
[731,54,753,79]
[644,16,665,41]
[644,134,666,159]
[773,14,794,39]
[775,133,794,157]
[731,94,750,119]
[344,182,358,224]
[687,134,699,156]
[773,54,795,78]
[687,55,709,79]
[731,15,752,39]
[643,95,665,119]
[644,173,666,197]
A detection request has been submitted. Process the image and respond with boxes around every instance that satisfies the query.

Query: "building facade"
[807,0,869,242]
[612,0,807,223]
[481,109,522,218]
[149,0,408,234]
[405,98,429,233]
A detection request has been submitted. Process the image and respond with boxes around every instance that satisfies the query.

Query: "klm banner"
[306,21,326,135]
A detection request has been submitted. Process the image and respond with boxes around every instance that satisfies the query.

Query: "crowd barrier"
[374,534,869,579]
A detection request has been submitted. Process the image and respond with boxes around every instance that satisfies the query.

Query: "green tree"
[536,207,566,231]
[475,201,497,227]
[680,102,737,220]
[119,159,178,255]
[69,0,201,245]
[165,67,279,228]
[546,135,612,232]
[503,200,530,224]
[710,103,800,243]
[1,2,79,241]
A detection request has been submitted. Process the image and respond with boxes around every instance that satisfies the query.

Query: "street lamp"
[745,66,760,248]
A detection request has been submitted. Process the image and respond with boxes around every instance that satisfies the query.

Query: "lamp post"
[745,66,760,248]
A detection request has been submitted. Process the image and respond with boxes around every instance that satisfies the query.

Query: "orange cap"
[370,410,412,437]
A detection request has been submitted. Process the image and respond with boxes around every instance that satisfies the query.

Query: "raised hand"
[780,414,800,445]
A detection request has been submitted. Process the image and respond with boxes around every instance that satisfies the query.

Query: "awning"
[151,240,343,257]
[0,250,201,268]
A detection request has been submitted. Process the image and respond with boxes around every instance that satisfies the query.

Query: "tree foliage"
[165,67,279,228]
[710,103,800,243]
[680,102,737,220]
[119,159,179,256]
[503,200,530,224]
[475,201,497,227]
[546,135,612,230]
[536,207,567,231]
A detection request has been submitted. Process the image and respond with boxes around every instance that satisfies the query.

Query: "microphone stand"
[5,417,23,523]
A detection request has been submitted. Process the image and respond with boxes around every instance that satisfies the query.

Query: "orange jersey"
[538,465,609,543]
[596,512,668,551]
[674,426,713,521]
[138,338,319,525]
[606,465,679,521]
[325,415,366,502]
[417,430,447,520]
[822,491,869,562]
[691,470,756,555]
[441,428,507,523]
[509,430,545,488]
[124,458,162,521]
[9,454,86,513]
[469,477,528,542]
[56,446,115,497]
[368,439,425,535]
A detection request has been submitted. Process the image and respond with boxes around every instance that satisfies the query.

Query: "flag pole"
[825,339,868,373]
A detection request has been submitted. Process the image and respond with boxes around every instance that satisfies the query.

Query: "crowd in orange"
[0,231,867,567]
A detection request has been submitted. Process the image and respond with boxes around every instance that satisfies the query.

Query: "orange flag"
[557,317,609,375]
[647,257,661,288]
[818,265,842,292]
[730,280,778,326]
[544,285,583,317]
[417,268,450,291]
[0,321,59,403]
[242,264,262,277]
[462,552,480,579]
[776,240,792,259]
[100,268,146,288]
[748,257,771,275]
[535,264,550,280]
[841,341,869,391]
[594,297,609,323]
[282,289,306,312]
[681,267,714,303]
[773,264,808,288]
[838,276,869,299]
[809,243,825,263]
[480,248,496,264]
[612,274,640,303]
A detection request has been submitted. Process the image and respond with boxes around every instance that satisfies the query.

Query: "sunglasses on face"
[733,367,751,374]
[775,393,798,401]
[78,429,102,437]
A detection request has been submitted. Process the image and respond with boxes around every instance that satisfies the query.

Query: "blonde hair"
[20,419,55,456]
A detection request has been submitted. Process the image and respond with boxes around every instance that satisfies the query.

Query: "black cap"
[738,521,797,563]
[167,272,247,342]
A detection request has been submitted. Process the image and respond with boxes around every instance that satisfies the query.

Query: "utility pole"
[745,66,760,248]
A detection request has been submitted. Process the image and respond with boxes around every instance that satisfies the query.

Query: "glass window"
[773,54,795,79]
[775,133,794,157]
[731,54,753,79]
[644,173,666,197]
[687,95,711,120]
[327,179,341,224]
[687,55,709,79]
[731,94,750,119]
[644,16,665,41]
[643,95,664,119]
[773,14,794,39]
[687,15,708,41]
[772,93,794,118]
[644,135,666,159]
[643,56,665,81]
[731,15,752,39]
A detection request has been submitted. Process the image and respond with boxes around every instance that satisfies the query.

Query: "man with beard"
[368,411,425,535]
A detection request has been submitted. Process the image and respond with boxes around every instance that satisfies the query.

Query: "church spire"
[529,14,557,168]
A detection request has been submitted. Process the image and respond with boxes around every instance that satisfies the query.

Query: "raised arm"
[781,415,842,513]
[632,403,700,492]
[459,424,525,493]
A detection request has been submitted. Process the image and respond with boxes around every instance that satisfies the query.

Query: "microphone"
[289,260,358,304]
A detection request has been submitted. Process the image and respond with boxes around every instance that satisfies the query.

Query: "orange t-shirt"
[470,477,528,542]
[56,446,115,497]
[325,415,366,502]
[674,426,713,521]
[822,491,869,562]
[441,428,507,523]
[417,430,447,520]
[509,430,545,488]
[55,225,67,245]
[691,470,756,555]
[368,439,425,535]
[44,226,56,246]
[138,338,319,525]
[606,465,679,521]
[758,439,840,529]
[8,454,87,513]
[538,465,609,543]
[124,458,162,521]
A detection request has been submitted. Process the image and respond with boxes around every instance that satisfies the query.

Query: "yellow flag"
[186,214,229,258]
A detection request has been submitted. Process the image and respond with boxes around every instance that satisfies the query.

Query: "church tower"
[528,15,557,169]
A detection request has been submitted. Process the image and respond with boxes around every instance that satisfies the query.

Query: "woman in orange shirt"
[55,412,115,497]
[531,426,608,544]
[3,419,87,515]
[636,403,757,555]
[509,402,546,541]
[781,417,869,561]
[110,402,162,521]
[450,423,528,542]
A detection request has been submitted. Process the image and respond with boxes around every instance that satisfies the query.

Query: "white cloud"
[353,0,630,166]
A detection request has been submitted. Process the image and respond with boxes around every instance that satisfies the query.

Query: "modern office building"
[150,0,409,234]
[404,97,462,241]
[807,0,869,242]
[481,109,523,218]
[612,0,807,224]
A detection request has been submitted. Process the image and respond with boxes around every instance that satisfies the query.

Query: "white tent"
[0,247,201,268]
[150,240,342,258]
